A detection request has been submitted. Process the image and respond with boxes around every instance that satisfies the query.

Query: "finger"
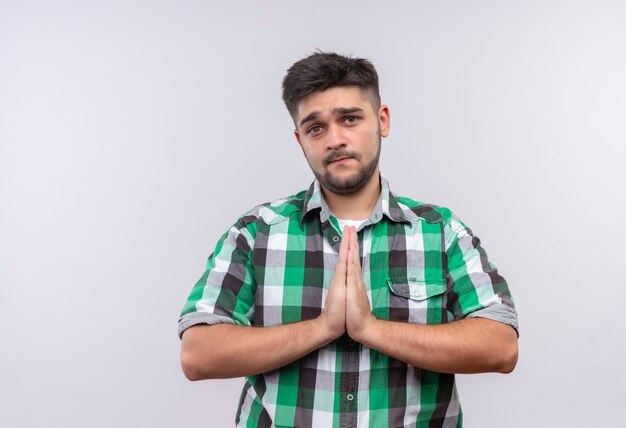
[346,229,354,278]
[335,226,349,278]
[347,228,359,285]
[339,225,349,254]
[350,227,360,269]
[349,228,365,293]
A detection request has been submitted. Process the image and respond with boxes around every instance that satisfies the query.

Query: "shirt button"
[332,236,340,242]
[348,339,356,346]
[346,393,354,401]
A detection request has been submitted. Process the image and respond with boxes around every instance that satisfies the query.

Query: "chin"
[323,173,370,195]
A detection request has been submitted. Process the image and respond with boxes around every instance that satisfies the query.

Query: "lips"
[324,151,359,166]
[327,156,354,165]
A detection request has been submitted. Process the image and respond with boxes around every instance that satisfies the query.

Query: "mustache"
[324,150,360,166]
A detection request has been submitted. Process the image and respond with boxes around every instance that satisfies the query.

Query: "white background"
[1,1,625,427]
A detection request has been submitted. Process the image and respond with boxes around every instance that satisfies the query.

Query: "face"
[294,86,390,195]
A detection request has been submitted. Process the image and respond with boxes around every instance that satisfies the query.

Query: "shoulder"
[392,193,457,226]
[234,189,308,231]
[393,194,471,251]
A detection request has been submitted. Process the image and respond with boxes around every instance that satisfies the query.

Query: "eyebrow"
[299,106,365,128]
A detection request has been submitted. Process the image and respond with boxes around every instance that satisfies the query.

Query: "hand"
[317,225,349,341]
[345,226,377,342]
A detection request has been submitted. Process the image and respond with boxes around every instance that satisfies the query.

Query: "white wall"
[1,1,624,426]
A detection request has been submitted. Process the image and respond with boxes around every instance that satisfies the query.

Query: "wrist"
[348,313,379,344]
[312,313,342,345]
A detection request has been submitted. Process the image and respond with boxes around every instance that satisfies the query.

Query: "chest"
[250,218,449,326]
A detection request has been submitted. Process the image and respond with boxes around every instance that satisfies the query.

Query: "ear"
[378,104,390,138]
[294,129,308,158]
[294,128,301,145]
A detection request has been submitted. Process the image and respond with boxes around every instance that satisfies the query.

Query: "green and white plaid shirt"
[179,175,518,427]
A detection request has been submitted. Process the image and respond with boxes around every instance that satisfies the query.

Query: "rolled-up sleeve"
[178,220,257,339]
[444,214,519,334]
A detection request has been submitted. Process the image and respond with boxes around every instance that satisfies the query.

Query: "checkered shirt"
[178,175,518,427]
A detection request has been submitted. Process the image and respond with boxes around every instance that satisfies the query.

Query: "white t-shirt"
[337,218,367,232]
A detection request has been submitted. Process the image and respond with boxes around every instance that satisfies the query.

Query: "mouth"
[326,155,355,166]
[324,150,360,166]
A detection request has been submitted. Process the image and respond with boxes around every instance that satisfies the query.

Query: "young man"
[178,52,519,427]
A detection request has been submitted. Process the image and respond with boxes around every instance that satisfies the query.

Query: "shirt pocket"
[385,275,446,324]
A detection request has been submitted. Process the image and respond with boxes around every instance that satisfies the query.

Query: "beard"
[311,134,381,196]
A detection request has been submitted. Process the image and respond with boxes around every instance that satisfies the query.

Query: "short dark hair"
[282,51,381,119]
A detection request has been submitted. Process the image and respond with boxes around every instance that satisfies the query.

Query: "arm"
[180,224,349,380]
[344,226,518,374]
[181,319,334,380]
[353,317,518,374]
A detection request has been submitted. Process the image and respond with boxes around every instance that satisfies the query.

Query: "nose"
[325,123,347,151]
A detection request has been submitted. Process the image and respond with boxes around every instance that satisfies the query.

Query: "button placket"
[321,218,343,252]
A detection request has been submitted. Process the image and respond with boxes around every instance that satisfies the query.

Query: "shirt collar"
[300,174,414,229]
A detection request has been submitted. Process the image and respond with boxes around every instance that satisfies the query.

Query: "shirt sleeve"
[444,214,519,335]
[177,219,257,339]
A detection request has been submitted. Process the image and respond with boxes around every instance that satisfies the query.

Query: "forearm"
[357,317,518,374]
[181,318,333,380]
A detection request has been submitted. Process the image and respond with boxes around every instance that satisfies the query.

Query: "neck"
[321,171,381,220]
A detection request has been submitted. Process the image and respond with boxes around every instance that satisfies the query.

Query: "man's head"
[283,52,390,196]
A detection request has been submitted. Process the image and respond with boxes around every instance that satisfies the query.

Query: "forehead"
[295,86,375,122]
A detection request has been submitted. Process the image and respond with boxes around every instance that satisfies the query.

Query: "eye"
[307,125,323,135]
[343,116,359,124]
